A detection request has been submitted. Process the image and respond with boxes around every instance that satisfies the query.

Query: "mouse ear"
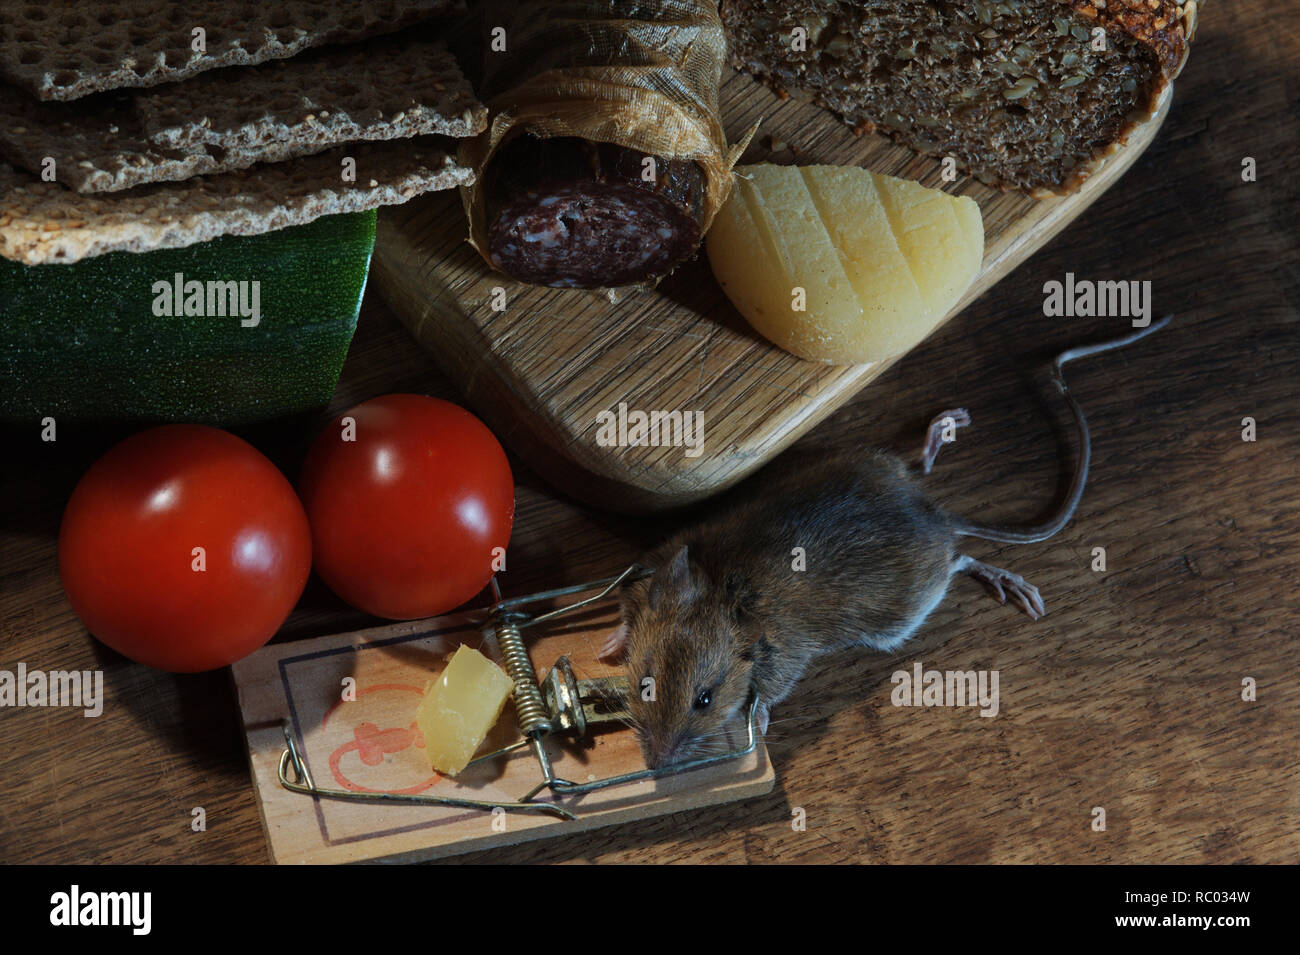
[649,544,696,609]
[723,569,756,615]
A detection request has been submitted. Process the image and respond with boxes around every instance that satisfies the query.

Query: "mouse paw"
[918,408,971,474]
[596,622,630,662]
[960,557,1045,620]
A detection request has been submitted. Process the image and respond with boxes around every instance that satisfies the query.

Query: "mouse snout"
[645,731,690,770]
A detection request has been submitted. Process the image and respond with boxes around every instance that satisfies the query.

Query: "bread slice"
[721,0,1199,194]
[0,0,464,101]
[0,39,486,194]
[0,138,473,266]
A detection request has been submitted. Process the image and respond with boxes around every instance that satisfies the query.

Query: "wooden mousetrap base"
[373,72,1171,513]
[232,597,774,864]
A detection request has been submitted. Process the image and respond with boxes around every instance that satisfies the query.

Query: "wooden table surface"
[3,5,1297,864]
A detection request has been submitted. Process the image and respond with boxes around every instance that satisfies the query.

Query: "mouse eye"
[693,689,712,710]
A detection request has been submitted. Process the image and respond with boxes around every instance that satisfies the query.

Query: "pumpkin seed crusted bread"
[721,0,1200,194]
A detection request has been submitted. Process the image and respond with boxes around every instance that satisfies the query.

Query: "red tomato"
[299,394,514,620]
[59,425,312,672]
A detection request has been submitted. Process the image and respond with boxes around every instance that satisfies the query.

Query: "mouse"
[598,316,1172,769]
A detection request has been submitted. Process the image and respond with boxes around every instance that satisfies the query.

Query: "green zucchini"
[0,211,376,426]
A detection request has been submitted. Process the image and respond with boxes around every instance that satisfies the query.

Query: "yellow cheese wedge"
[707,164,984,365]
[416,644,515,776]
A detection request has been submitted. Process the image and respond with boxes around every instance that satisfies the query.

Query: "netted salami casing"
[460,0,743,289]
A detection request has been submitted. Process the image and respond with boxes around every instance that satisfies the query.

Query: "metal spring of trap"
[278,564,762,822]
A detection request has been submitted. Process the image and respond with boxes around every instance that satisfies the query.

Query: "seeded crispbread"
[0,87,315,194]
[138,37,485,151]
[0,39,486,194]
[0,138,473,266]
[0,0,466,102]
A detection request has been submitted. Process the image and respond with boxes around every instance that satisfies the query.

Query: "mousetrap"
[232,567,775,864]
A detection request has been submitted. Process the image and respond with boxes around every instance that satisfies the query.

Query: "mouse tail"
[952,315,1172,546]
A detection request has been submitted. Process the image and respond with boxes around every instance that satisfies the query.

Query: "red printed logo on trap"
[321,684,440,794]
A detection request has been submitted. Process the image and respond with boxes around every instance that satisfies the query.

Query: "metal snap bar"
[275,720,577,821]
[275,564,759,821]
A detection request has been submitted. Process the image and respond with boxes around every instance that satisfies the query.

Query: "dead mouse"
[599,317,1171,768]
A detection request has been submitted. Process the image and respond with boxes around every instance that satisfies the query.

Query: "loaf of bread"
[721,0,1199,195]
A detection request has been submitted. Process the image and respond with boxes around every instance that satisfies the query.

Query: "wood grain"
[0,4,1296,865]
[374,76,1168,512]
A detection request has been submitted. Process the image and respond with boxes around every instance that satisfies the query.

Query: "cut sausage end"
[483,136,707,289]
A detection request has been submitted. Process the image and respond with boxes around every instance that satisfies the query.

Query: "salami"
[483,136,707,289]
[458,0,738,291]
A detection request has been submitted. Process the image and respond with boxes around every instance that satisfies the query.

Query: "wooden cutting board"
[374,72,1171,513]
[232,590,773,864]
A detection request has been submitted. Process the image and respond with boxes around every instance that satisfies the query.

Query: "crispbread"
[0,87,315,194]
[0,138,473,266]
[0,40,486,194]
[0,0,465,101]
[138,38,485,151]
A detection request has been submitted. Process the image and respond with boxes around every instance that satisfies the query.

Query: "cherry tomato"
[59,425,312,672]
[299,394,514,619]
